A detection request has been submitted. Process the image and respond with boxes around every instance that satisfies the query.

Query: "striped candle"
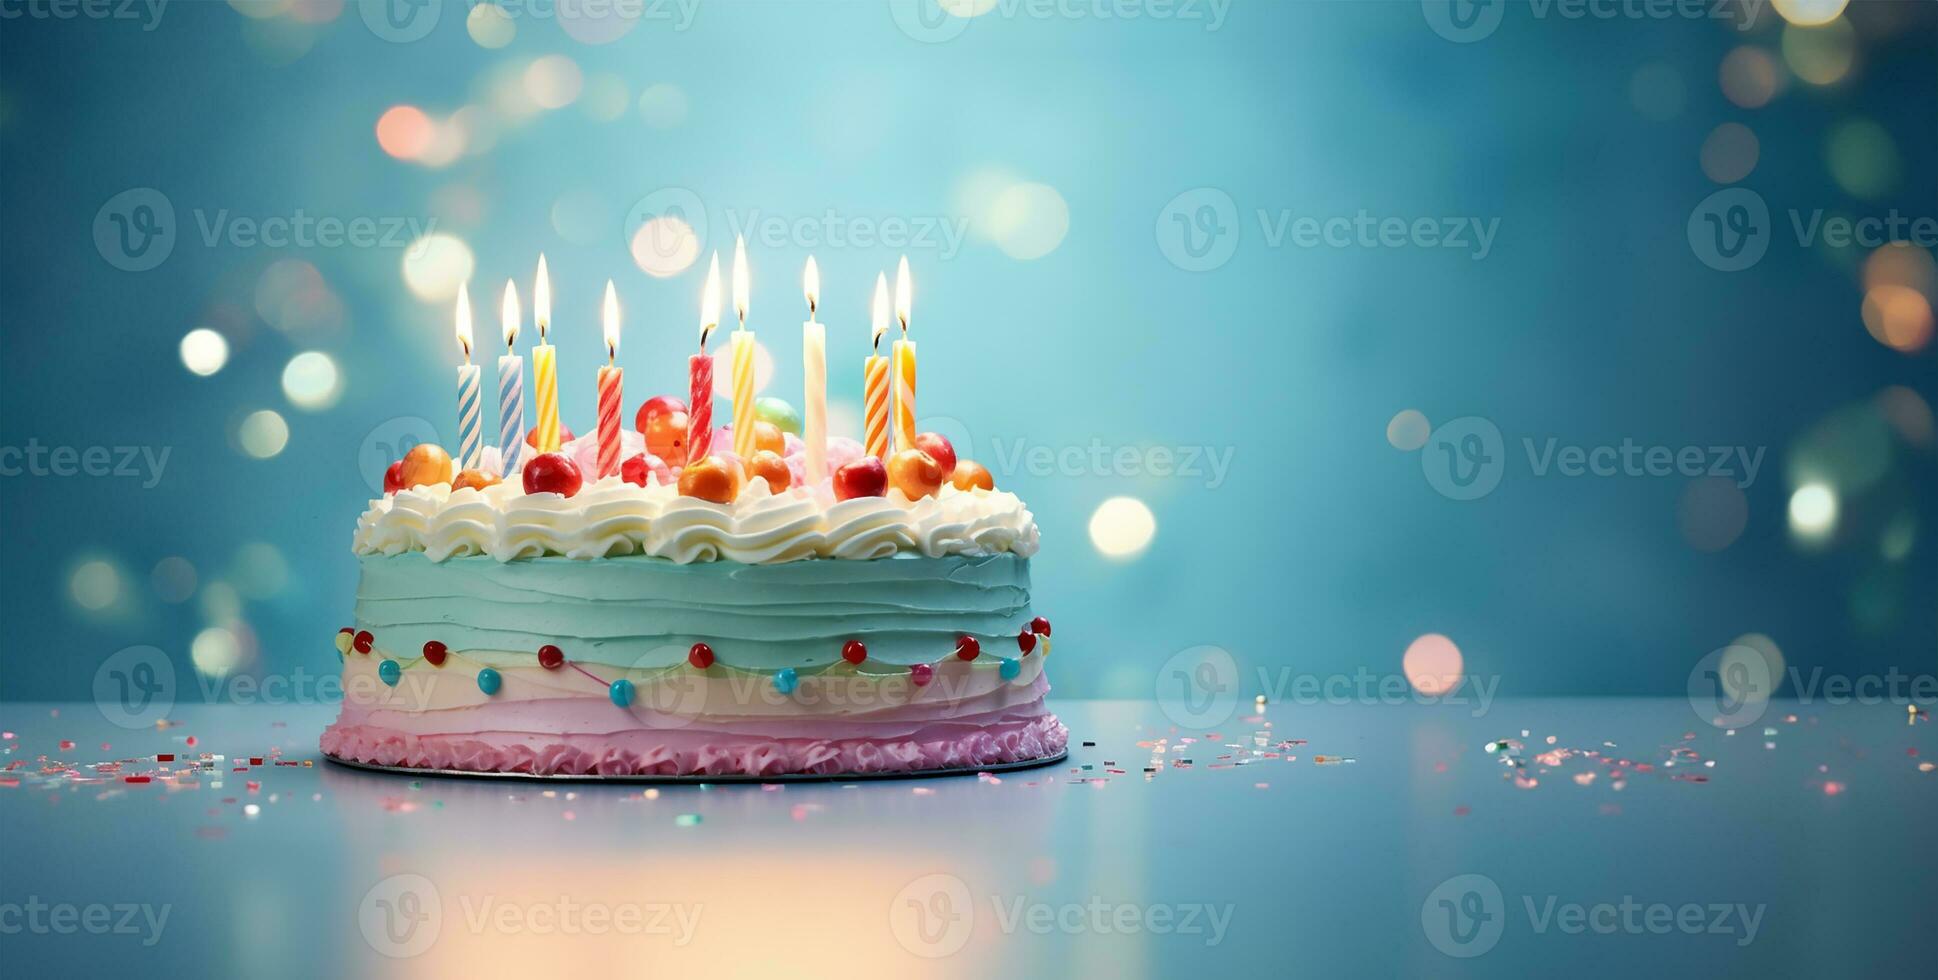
[863,354,890,460]
[454,282,481,471]
[498,280,525,475]
[689,251,721,464]
[891,256,917,452]
[730,330,756,458]
[532,254,561,453]
[595,281,622,480]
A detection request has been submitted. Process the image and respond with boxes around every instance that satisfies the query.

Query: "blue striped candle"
[456,363,482,471]
[498,353,524,475]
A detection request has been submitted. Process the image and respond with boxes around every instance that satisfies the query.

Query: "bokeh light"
[1718,46,1783,109]
[238,409,290,459]
[199,581,242,625]
[281,351,343,411]
[1386,409,1430,451]
[1721,634,1785,703]
[1628,63,1684,121]
[231,542,290,600]
[1699,122,1759,184]
[580,74,630,122]
[1402,633,1463,696]
[1879,511,1916,562]
[1678,476,1749,553]
[1875,386,1934,447]
[1862,242,1936,296]
[1825,119,1899,199]
[254,259,343,335]
[466,2,515,48]
[1771,0,1849,27]
[637,83,689,128]
[1781,18,1856,86]
[1859,285,1933,353]
[151,556,197,604]
[375,105,433,161]
[1788,483,1837,542]
[713,340,776,399]
[1089,496,1156,559]
[69,559,120,611]
[401,233,475,301]
[191,625,242,679]
[180,327,229,376]
[1787,402,1893,496]
[631,216,701,278]
[524,55,584,110]
[985,182,1070,260]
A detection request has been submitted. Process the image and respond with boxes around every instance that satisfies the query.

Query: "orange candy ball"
[751,420,785,456]
[678,454,745,504]
[399,444,453,489]
[950,460,994,492]
[746,450,791,493]
[644,409,690,468]
[451,469,500,492]
[887,448,946,500]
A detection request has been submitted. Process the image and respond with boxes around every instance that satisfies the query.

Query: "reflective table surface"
[2,698,1930,978]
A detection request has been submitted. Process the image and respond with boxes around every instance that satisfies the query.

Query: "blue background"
[1,0,1932,702]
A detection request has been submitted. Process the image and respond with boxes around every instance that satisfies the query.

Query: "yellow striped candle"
[891,256,916,453]
[729,236,756,459]
[532,254,561,452]
[863,272,891,459]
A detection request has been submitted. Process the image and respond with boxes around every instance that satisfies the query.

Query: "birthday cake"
[320,255,1067,778]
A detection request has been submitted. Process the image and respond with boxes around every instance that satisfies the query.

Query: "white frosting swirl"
[352,477,1040,564]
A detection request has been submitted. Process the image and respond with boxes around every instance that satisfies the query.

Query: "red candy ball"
[833,457,888,501]
[913,432,958,477]
[383,460,405,494]
[522,452,583,498]
[621,452,671,488]
[1030,616,1052,636]
[422,641,447,666]
[1017,629,1037,655]
[688,642,714,670]
[842,640,868,665]
[538,644,565,669]
[910,663,934,686]
[353,630,373,654]
[635,395,688,435]
[955,636,980,661]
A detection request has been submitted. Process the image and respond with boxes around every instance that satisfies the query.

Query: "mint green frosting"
[355,552,1033,672]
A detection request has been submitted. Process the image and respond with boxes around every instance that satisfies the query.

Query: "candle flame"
[698,250,721,350]
[534,253,551,342]
[803,255,820,318]
[893,255,912,335]
[455,281,473,361]
[501,279,520,350]
[870,271,890,353]
[731,234,750,326]
[602,279,620,363]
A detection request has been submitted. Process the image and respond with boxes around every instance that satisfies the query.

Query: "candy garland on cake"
[331,617,1054,701]
[381,243,1002,516]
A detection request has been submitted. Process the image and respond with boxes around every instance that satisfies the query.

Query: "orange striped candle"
[863,272,891,459]
[595,281,622,479]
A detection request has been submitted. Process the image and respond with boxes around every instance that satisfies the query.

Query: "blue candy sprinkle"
[999,657,1021,680]
[378,659,401,687]
[609,678,635,707]
[477,667,502,696]
[774,667,798,695]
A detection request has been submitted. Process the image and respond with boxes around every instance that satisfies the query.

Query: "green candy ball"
[754,396,802,435]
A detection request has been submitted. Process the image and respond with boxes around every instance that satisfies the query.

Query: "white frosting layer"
[352,477,1041,564]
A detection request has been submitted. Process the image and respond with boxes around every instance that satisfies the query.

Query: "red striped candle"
[597,282,623,479]
[689,251,721,464]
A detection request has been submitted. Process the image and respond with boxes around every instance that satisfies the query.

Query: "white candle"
[801,255,826,484]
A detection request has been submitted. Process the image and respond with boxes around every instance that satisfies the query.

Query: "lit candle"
[532,254,562,454]
[454,282,482,472]
[891,255,917,453]
[801,255,826,484]
[729,236,756,460]
[596,280,623,480]
[863,272,891,461]
[498,280,525,475]
[688,251,720,463]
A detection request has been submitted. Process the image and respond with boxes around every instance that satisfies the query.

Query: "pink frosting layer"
[321,709,1067,777]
